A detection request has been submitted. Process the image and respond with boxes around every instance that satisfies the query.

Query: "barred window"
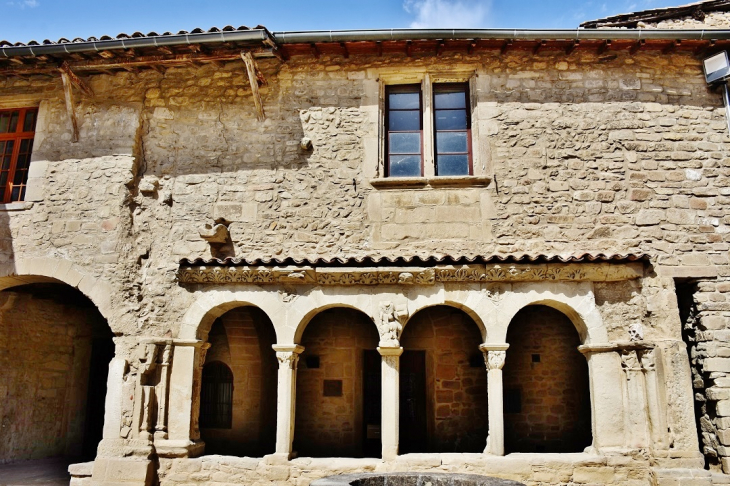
[0,108,37,203]
[200,361,233,429]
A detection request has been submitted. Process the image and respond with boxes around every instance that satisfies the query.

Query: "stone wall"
[503,305,592,453]
[201,307,277,457]
[400,306,488,453]
[0,284,108,463]
[295,309,380,458]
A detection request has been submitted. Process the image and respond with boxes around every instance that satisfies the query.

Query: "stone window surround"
[135,270,686,465]
[363,68,492,189]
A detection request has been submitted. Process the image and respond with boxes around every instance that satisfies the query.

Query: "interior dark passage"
[200,306,277,456]
[399,305,488,453]
[0,283,113,464]
[503,305,592,453]
[294,308,381,458]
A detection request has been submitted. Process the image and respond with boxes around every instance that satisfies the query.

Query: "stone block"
[716,400,730,417]
[636,209,664,226]
[572,466,615,484]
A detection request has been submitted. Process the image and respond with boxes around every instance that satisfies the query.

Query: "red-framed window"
[0,108,37,203]
[386,85,423,177]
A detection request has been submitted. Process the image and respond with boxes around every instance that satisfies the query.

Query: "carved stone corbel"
[377,301,408,347]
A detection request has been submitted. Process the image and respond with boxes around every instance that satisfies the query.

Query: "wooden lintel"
[500,40,513,55]
[533,40,547,55]
[565,40,579,55]
[339,42,349,59]
[598,40,612,55]
[241,51,266,122]
[629,39,646,55]
[59,62,94,98]
[60,70,79,143]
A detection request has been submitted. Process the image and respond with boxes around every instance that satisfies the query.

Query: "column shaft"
[378,346,403,461]
[273,344,304,460]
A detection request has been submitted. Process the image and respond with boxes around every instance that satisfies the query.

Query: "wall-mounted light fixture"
[703,51,730,135]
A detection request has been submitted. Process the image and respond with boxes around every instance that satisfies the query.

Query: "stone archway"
[398,305,488,453]
[503,305,592,453]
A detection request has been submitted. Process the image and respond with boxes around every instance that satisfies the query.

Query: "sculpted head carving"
[628,322,644,342]
[378,301,407,346]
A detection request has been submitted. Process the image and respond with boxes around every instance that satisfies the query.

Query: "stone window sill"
[369,175,491,189]
[0,202,33,211]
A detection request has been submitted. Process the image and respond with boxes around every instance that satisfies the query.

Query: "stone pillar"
[378,345,403,461]
[580,345,626,450]
[270,344,304,462]
[640,347,669,450]
[157,339,208,458]
[480,343,508,456]
[621,349,650,448]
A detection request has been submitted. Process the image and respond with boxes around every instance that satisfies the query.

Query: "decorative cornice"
[177,262,643,285]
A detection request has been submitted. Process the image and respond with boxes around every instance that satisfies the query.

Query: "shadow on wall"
[0,283,113,464]
[503,305,592,454]
[200,306,277,457]
[399,305,489,454]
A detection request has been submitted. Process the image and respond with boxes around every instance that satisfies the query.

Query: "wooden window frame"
[432,83,473,176]
[0,107,37,203]
[384,82,473,178]
[385,84,424,177]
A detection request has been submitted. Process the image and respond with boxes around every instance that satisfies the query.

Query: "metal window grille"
[200,361,233,429]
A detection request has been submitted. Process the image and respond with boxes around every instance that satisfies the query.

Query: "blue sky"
[2,0,669,43]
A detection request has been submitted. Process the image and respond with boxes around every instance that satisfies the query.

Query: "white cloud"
[403,0,491,29]
[6,0,39,7]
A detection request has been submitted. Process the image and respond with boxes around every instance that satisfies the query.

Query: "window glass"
[387,86,422,177]
[437,155,470,176]
[433,84,471,176]
[0,108,36,203]
[434,91,466,109]
[389,133,421,154]
[389,92,420,110]
[389,155,422,177]
[389,111,421,131]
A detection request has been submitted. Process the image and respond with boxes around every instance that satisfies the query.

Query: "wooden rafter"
[565,40,580,55]
[630,39,646,55]
[339,42,349,59]
[500,40,513,55]
[59,62,94,97]
[241,51,266,122]
[60,70,80,143]
[533,40,547,55]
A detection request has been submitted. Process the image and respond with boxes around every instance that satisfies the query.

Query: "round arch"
[178,289,283,341]
[493,282,607,345]
[404,301,487,342]
[0,257,114,322]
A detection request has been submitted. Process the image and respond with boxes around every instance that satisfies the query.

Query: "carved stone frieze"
[178,262,643,285]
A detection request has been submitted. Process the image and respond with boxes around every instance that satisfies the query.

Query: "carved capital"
[486,350,506,370]
[621,349,641,371]
[639,348,656,371]
[273,344,304,370]
[377,301,408,346]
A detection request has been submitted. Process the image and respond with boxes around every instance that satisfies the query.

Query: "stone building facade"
[2,3,730,486]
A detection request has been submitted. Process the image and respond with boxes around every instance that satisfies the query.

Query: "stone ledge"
[370,175,491,189]
[68,461,94,477]
[0,201,33,211]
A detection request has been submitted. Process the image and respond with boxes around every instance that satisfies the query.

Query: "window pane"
[13,168,26,185]
[10,186,19,202]
[437,154,469,176]
[434,110,467,130]
[389,110,420,131]
[389,132,421,154]
[23,111,37,132]
[0,113,10,133]
[8,112,19,133]
[15,154,29,170]
[434,91,466,109]
[436,131,468,154]
[389,155,421,177]
[1,141,14,170]
[0,172,7,187]
[389,92,420,110]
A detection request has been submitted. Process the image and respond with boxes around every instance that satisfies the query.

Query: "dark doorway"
[82,334,115,459]
[363,350,382,457]
[399,350,427,453]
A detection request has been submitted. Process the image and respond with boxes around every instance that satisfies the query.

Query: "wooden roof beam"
[533,40,547,55]
[376,41,383,57]
[662,39,681,54]
[630,39,646,55]
[60,69,80,143]
[436,40,445,56]
[406,40,413,57]
[565,40,579,55]
[339,42,349,58]
[310,43,320,58]
[598,40,612,55]
[500,40,513,55]
[468,40,477,55]
[59,61,93,98]
[241,51,266,122]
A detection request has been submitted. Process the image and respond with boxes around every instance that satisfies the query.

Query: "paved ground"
[0,458,71,486]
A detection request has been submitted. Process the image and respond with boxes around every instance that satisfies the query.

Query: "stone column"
[621,349,650,448]
[480,343,509,456]
[271,344,304,462]
[580,345,626,450]
[378,345,403,461]
[640,347,669,450]
[159,339,208,458]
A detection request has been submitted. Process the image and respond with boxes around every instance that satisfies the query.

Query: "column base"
[91,456,155,486]
[265,452,295,464]
[155,439,205,458]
